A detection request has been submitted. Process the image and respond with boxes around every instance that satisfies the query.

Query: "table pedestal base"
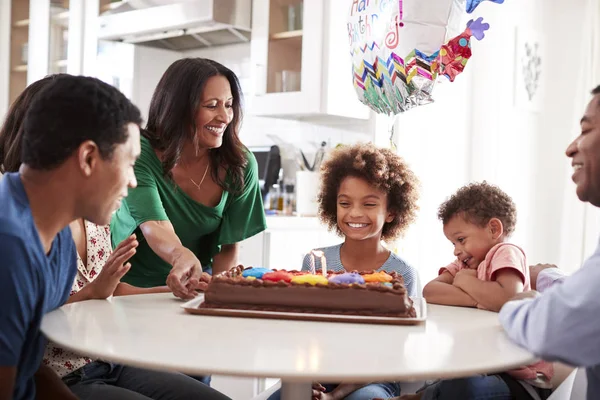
[281,381,312,400]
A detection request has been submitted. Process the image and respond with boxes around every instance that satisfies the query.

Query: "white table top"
[41,293,535,383]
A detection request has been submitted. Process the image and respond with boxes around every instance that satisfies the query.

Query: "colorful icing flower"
[261,271,293,283]
[328,272,365,285]
[291,275,329,286]
[242,267,273,279]
[363,271,393,283]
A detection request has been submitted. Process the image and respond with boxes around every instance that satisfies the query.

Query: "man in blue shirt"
[499,86,600,400]
[0,75,142,400]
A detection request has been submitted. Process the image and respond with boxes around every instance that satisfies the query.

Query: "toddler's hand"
[453,268,477,288]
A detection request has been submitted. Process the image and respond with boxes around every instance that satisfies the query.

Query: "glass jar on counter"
[284,184,295,215]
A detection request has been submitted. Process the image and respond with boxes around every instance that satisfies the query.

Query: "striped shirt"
[301,243,420,297]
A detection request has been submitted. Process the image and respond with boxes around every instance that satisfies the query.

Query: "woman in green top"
[111,58,266,299]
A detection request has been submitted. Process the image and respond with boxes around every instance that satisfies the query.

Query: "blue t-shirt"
[0,173,77,400]
[301,243,420,297]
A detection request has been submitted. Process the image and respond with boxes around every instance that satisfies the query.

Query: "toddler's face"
[443,214,498,270]
[336,176,394,242]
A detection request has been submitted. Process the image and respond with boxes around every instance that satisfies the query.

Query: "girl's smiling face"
[336,176,395,241]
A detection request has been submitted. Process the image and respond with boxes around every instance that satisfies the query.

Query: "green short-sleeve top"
[110,136,266,287]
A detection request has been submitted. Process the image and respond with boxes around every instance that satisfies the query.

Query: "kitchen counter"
[265,214,327,230]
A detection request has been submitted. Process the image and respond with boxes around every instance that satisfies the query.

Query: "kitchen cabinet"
[0,0,94,119]
[1,0,86,108]
[249,0,370,120]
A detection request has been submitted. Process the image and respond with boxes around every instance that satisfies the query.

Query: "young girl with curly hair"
[269,143,421,400]
[303,142,420,296]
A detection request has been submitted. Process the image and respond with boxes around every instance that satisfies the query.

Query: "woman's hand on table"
[88,234,138,299]
[195,272,212,292]
[167,248,202,299]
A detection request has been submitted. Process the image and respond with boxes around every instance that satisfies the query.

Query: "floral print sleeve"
[43,222,112,377]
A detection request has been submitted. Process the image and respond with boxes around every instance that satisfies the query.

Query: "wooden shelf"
[12,10,68,28]
[12,64,27,72]
[101,1,125,12]
[52,10,70,21]
[13,18,29,27]
[271,30,303,40]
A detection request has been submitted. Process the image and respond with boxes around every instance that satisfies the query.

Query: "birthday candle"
[308,250,316,274]
[311,250,327,276]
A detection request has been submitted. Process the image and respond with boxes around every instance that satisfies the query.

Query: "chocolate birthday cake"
[201,266,416,318]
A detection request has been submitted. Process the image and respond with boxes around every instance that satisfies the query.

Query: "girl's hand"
[89,235,138,299]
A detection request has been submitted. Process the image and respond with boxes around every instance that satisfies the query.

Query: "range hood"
[98,0,252,51]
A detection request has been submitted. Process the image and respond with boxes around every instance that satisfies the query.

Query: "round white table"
[41,293,535,400]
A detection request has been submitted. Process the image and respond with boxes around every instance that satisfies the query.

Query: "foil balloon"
[348,0,500,115]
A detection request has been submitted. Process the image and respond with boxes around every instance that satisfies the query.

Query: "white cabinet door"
[249,0,324,116]
[237,232,266,268]
[249,0,369,120]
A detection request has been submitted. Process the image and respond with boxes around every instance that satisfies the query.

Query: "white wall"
[470,0,590,270]
[392,66,473,284]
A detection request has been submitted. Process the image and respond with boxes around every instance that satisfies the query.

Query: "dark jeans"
[419,374,552,400]
[64,361,230,400]
[268,382,401,400]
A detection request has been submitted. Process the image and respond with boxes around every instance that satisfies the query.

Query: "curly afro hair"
[437,181,517,237]
[317,143,420,241]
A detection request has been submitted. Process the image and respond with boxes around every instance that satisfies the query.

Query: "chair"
[547,368,587,400]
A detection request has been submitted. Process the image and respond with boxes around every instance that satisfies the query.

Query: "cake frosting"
[363,271,394,283]
[202,266,416,318]
[242,267,272,279]
[291,274,329,285]
[327,272,365,285]
[261,271,293,282]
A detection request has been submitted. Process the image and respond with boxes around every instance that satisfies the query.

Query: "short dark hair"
[21,75,142,170]
[0,74,66,173]
[438,181,517,237]
[318,143,420,241]
[592,85,600,95]
[144,58,247,193]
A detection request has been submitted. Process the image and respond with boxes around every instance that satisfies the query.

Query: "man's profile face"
[567,95,600,207]
[84,124,141,226]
